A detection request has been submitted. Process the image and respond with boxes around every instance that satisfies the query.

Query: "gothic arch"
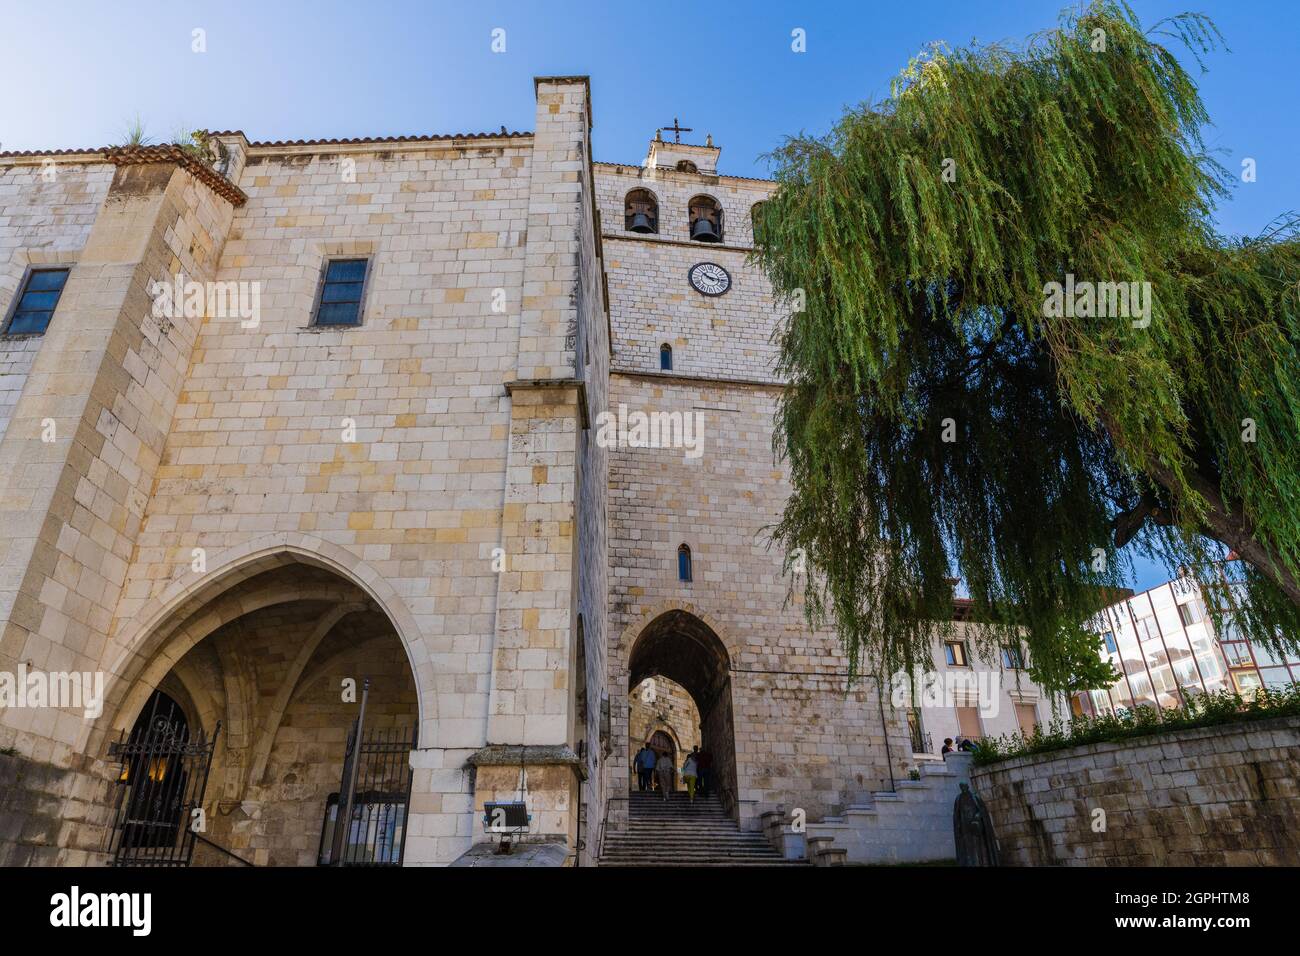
[618,602,740,817]
[616,600,738,662]
[93,576,361,754]
[627,609,730,714]
[87,532,430,754]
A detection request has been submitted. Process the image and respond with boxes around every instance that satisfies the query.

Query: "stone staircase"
[768,752,974,865]
[600,790,807,867]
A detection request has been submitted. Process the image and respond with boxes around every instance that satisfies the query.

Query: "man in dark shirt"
[695,745,713,797]
[634,744,656,791]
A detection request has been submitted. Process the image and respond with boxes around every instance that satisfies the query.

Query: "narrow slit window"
[4,267,70,335]
[313,258,369,327]
[677,544,692,582]
[660,343,673,370]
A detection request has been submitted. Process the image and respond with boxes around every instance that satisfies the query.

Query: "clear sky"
[2,0,1296,591]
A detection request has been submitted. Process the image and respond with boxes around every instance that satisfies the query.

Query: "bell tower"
[644,125,720,176]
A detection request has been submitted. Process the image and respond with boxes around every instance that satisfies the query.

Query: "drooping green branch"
[753,1,1300,689]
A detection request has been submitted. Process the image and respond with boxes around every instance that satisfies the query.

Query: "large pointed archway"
[624,608,738,817]
[96,556,419,866]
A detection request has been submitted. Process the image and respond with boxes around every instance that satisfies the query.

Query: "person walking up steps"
[681,749,699,802]
[633,743,656,792]
[654,749,674,800]
[695,745,712,797]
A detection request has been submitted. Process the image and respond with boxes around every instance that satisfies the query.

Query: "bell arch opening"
[624,187,659,234]
[626,609,738,816]
[101,559,419,867]
[687,194,723,243]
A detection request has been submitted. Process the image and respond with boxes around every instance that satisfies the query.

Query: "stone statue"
[953,783,1000,866]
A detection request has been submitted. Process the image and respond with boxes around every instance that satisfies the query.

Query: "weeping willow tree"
[752,1,1300,690]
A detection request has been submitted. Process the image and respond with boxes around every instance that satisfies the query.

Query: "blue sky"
[2,0,1296,590]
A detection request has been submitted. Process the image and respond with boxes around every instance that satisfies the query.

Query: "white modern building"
[1078,570,1300,717]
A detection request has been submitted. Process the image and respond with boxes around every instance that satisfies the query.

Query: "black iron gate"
[318,722,416,866]
[316,678,415,867]
[107,692,219,866]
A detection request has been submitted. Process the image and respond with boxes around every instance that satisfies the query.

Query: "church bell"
[629,211,655,233]
[690,216,720,242]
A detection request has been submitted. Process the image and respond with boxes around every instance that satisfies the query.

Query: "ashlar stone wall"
[969,715,1300,865]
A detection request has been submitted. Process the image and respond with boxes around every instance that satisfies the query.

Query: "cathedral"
[0,76,1032,867]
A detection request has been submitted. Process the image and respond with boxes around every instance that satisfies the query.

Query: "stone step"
[602,849,786,859]
[629,808,728,814]
[629,810,729,816]
[625,818,736,824]
[621,827,748,832]
[600,860,808,868]
[621,827,750,834]
[601,858,791,866]
[613,832,764,837]
[598,853,780,858]
[607,838,775,844]
[604,849,783,858]
[603,791,795,867]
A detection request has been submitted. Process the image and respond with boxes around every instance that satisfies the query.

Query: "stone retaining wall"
[968,715,1300,865]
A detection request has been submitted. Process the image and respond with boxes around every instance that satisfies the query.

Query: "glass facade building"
[1080,574,1300,716]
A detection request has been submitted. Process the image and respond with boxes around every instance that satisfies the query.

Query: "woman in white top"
[681,752,699,801]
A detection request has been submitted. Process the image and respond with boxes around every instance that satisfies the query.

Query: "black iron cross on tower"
[663,117,693,144]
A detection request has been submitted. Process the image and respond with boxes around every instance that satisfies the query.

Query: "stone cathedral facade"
[0,77,915,867]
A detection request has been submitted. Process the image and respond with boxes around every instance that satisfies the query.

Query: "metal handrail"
[192,832,254,866]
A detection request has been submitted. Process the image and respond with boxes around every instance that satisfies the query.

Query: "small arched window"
[660,343,673,370]
[677,544,693,582]
[688,195,723,243]
[624,188,658,234]
[675,160,698,173]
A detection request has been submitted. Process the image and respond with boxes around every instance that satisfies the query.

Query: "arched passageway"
[101,558,418,866]
[625,609,738,815]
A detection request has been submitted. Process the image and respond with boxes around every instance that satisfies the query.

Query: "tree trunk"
[1147,460,1300,605]
[1097,409,1300,606]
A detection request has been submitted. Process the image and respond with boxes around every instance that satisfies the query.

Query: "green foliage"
[115,118,216,164]
[118,114,152,147]
[752,0,1300,688]
[172,128,215,161]
[1026,624,1119,693]
[972,683,1300,765]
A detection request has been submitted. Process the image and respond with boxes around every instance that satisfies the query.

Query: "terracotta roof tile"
[216,130,531,149]
[105,144,247,207]
[594,160,775,185]
[0,146,109,158]
[0,129,532,161]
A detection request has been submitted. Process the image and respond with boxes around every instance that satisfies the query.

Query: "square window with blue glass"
[5,268,71,335]
[313,259,369,327]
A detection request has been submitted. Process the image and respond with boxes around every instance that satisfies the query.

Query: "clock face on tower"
[688,262,731,297]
